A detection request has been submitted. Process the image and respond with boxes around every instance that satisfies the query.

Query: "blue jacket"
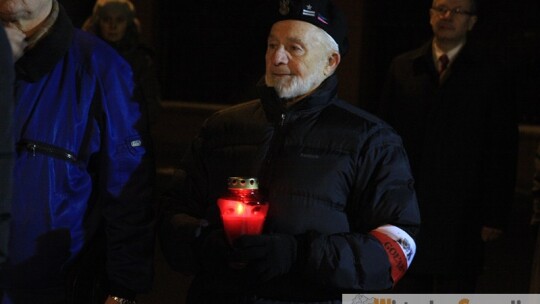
[160,75,420,303]
[1,5,155,302]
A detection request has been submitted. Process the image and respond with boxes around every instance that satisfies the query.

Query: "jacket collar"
[411,39,479,77]
[15,4,74,82]
[411,41,438,76]
[259,74,339,122]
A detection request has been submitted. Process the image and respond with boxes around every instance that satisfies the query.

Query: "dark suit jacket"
[0,27,14,264]
[378,40,519,275]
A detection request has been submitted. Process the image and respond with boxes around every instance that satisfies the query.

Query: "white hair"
[315,27,340,56]
[266,26,340,99]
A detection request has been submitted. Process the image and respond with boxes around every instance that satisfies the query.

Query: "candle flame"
[235,202,245,215]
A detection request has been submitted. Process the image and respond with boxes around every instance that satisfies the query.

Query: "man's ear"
[324,52,341,76]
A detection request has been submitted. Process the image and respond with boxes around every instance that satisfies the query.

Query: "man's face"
[0,0,49,22]
[99,9,129,43]
[430,0,477,44]
[265,20,332,99]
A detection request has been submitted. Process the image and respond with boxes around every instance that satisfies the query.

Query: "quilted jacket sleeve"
[300,127,420,291]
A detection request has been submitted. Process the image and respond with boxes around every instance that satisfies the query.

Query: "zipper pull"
[280,113,286,126]
[30,143,36,157]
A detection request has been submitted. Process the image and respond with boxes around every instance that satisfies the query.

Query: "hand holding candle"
[217,177,268,244]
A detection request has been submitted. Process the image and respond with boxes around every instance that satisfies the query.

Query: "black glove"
[199,229,233,275]
[198,229,264,296]
[231,233,297,282]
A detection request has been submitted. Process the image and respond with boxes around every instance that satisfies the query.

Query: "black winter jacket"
[160,75,420,303]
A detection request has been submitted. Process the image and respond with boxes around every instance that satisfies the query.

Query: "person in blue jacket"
[159,0,421,303]
[0,0,155,303]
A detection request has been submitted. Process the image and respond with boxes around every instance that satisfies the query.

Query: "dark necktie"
[439,54,450,75]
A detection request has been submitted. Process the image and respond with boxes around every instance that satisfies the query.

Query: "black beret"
[272,0,349,55]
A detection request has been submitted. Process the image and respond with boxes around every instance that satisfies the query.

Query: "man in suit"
[379,0,518,292]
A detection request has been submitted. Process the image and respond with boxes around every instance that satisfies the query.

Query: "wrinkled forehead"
[269,20,323,42]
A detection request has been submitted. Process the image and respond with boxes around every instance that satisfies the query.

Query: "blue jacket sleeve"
[96,53,155,297]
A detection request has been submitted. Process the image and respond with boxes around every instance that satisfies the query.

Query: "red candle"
[217,177,268,244]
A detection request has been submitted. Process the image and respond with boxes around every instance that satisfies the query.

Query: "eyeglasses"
[431,6,474,17]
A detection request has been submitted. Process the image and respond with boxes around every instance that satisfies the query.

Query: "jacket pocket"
[17,139,80,164]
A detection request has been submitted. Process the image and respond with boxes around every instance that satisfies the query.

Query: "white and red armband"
[370,225,416,284]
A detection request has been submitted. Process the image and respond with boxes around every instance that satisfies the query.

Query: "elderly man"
[379,0,518,293]
[159,0,420,303]
[0,0,155,303]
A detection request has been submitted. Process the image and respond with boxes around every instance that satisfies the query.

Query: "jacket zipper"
[262,112,287,182]
[18,140,79,163]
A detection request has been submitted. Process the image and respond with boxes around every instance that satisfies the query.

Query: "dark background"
[56,2,540,300]
[60,0,540,122]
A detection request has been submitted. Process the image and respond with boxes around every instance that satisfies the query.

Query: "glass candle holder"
[217,177,268,244]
